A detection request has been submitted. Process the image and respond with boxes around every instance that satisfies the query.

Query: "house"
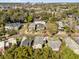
[28,21,46,31]
[75,25,79,32]
[20,36,32,47]
[8,38,17,46]
[32,36,47,49]
[4,40,9,48]
[67,14,74,18]
[63,20,70,27]
[36,23,45,31]
[5,23,22,31]
[34,21,46,25]
[0,41,5,54]
[48,38,62,51]
[75,37,79,44]
[57,31,68,38]
[56,21,64,30]
[76,16,79,21]
[28,23,35,31]
[75,25,79,30]
[34,21,46,31]
[64,36,79,55]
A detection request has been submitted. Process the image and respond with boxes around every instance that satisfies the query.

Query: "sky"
[0,0,79,3]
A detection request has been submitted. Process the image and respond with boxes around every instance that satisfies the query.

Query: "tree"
[64,26,71,32]
[1,44,79,59]
[47,22,58,35]
[26,15,33,22]
[3,45,17,59]
[49,16,58,22]
[2,46,33,59]
[59,42,79,59]
[42,46,50,59]
[16,38,22,46]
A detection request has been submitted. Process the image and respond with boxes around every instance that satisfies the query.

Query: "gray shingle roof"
[75,37,79,44]
[20,37,32,46]
[48,38,61,51]
[29,23,35,28]
[21,39,31,46]
[64,37,79,54]
[75,26,79,30]
[33,36,44,45]
[5,23,22,28]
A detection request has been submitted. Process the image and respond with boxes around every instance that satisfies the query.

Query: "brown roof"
[71,33,79,37]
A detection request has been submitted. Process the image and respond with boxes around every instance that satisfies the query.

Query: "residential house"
[0,41,4,54]
[28,21,46,32]
[4,40,9,48]
[57,31,67,37]
[76,16,79,21]
[5,23,22,31]
[63,20,70,27]
[64,36,79,55]
[0,5,10,11]
[11,16,24,23]
[20,36,32,47]
[36,23,45,31]
[48,38,62,51]
[56,21,64,30]
[61,9,69,13]
[34,21,46,31]
[75,25,79,32]
[75,37,79,44]
[67,14,75,18]
[32,36,48,49]
[28,23,35,32]
[8,38,17,46]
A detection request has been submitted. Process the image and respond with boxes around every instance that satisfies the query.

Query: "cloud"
[0,0,21,2]
[0,0,79,3]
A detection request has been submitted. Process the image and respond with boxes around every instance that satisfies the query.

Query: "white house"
[56,21,64,30]
[8,38,17,45]
[0,41,5,54]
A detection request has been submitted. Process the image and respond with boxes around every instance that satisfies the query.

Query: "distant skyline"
[0,0,79,3]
